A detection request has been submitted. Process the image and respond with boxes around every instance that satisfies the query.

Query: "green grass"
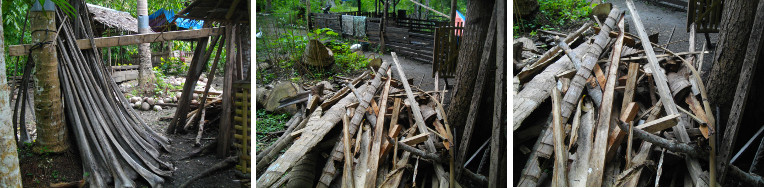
[256,109,292,153]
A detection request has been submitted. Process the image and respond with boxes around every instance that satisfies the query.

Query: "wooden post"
[380,0,388,53]
[306,0,311,33]
[217,24,237,158]
[137,0,155,95]
[31,0,68,153]
[450,0,456,24]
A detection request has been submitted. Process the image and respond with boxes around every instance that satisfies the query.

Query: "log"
[719,0,764,183]
[365,68,392,188]
[316,61,392,187]
[551,88,567,186]
[516,23,592,82]
[514,11,616,130]
[587,12,624,187]
[568,99,595,186]
[626,0,706,185]
[342,111,354,188]
[257,60,392,187]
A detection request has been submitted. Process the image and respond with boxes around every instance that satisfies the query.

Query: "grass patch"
[256,109,292,153]
[514,0,597,38]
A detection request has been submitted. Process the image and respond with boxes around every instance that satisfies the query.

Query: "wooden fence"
[309,12,452,64]
[432,22,463,78]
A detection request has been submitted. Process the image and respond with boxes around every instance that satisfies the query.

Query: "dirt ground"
[12,74,245,187]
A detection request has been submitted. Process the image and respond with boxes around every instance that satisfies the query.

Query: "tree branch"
[616,120,707,159]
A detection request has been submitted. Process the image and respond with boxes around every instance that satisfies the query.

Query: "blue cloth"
[149,8,204,31]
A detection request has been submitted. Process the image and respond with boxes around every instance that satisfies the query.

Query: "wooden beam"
[401,134,429,146]
[9,27,224,56]
[365,68,393,188]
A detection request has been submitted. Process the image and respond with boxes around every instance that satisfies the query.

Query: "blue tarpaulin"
[149,8,204,31]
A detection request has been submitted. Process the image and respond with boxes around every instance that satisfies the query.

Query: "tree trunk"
[0,0,22,184]
[137,0,155,95]
[31,0,68,153]
[446,0,494,130]
[705,0,758,117]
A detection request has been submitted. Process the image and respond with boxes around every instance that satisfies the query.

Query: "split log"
[719,0,764,183]
[626,0,707,185]
[364,68,392,188]
[587,12,624,187]
[342,110,354,188]
[513,11,617,130]
[257,59,392,187]
[550,88,567,186]
[568,99,595,186]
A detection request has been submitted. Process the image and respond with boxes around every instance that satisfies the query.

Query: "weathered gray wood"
[626,0,706,185]
[551,88,567,186]
[568,99,594,186]
[719,0,764,183]
[391,52,449,188]
[586,13,624,187]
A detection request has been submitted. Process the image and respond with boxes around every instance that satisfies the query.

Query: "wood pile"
[513,1,764,186]
[256,53,486,187]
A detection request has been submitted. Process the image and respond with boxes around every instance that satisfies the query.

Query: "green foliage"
[152,67,182,97]
[335,50,369,72]
[157,57,188,76]
[257,69,276,84]
[514,0,594,37]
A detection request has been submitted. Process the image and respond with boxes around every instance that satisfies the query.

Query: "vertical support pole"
[137,0,155,95]
[380,0,389,53]
[218,24,237,158]
[357,0,361,13]
[31,0,68,153]
[306,0,311,33]
[450,0,456,25]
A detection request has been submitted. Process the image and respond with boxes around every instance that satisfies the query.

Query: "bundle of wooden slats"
[256,52,488,187]
[55,1,172,187]
[514,1,764,186]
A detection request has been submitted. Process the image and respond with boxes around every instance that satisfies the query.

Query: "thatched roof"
[177,0,249,23]
[87,4,138,33]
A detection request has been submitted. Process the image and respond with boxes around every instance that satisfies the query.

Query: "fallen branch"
[615,120,706,159]
[386,136,443,163]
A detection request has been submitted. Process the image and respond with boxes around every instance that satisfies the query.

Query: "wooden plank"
[587,13,624,187]
[401,134,429,146]
[619,102,639,122]
[626,1,706,185]
[551,88,568,186]
[593,63,607,91]
[342,111,354,188]
[622,63,639,113]
[10,27,224,56]
[365,68,393,188]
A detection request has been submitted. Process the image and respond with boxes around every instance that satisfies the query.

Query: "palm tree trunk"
[0,0,22,185]
[137,0,155,95]
[32,0,68,153]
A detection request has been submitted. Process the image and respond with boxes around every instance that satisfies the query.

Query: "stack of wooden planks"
[512,1,764,186]
[256,52,488,187]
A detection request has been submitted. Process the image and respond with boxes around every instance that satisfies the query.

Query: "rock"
[256,87,268,108]
[141,102,150,111]
[156,99,164,105]
[258,63,271,70]
[135,101,142,107]
[264,81,302,113]
[191,99,198,104]
[192,93,199,100]
[350,44,362,52]
[146,98,155,106]
[317,81,335,91]
[132,103,139,109]
[130,97,140,103]
[369,57,382,70]
[164,98,173,103]
[153,105,162,111]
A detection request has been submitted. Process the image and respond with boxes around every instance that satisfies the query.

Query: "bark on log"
[260,59,392,187]
[514,7,620,130]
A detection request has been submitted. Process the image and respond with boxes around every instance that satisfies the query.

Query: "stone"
[256,87,268,108]
[156,99,164,105]
[153,105,163,111]
[146,98,155,106]
[191,99,198,104]
[192,93,199,100]
[164,98,173,103]
[130,97,140,103]
[317,81,335,91]
[141,102,150,111]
